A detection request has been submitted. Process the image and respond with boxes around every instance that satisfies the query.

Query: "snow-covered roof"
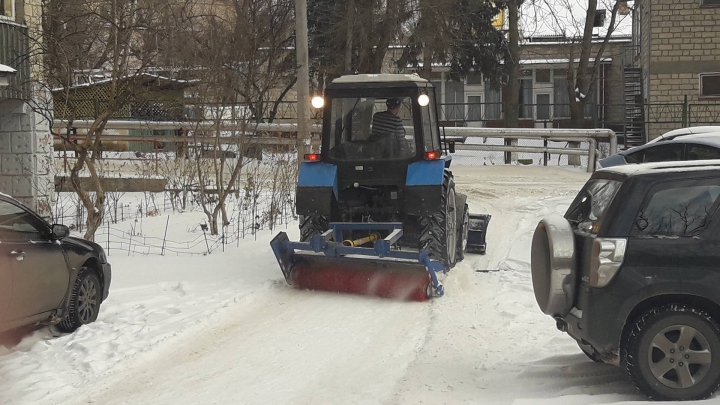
[332,74,428,84]
[51,73,198,92]
[520,0,632,40]
[0,64,16,74]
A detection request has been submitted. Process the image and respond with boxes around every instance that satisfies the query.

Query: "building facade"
[409,39,631,132]
[0,0,53,215]
[634,0,720,140]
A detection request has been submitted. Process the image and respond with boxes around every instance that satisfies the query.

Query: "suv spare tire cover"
[531,215,577,317]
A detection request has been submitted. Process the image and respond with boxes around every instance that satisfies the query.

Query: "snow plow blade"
[466,214,491,255]
[270,222,446,301]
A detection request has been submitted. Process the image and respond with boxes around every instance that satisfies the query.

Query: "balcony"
[0,20,29,100]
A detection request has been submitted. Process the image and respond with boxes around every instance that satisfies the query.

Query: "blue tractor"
[271,74,490,300]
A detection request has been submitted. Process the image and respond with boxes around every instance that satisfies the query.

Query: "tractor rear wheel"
[419,172,458,269]
[300,215,328,242]
[456,203,470,263]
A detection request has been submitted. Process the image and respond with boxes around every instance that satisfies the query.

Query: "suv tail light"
[589,238,627,287]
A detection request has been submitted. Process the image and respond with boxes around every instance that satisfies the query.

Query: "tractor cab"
[319,74,443,164]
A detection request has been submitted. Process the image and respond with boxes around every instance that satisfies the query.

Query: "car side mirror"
[448,141,456,154]
[52,224,70,240]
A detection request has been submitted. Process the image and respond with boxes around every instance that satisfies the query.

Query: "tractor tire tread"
[300,215,328,242]
[418,171,457,269]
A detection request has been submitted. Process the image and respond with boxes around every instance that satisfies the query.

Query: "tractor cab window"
[328,96,416,160]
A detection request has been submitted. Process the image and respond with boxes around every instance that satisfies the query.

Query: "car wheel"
[57,267,102,333]
[623,304,720,401]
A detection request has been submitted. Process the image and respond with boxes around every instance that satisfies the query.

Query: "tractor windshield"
[327,96,417,160]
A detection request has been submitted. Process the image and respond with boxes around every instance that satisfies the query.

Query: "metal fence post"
[682,95,689,127]
[587,139,597,173]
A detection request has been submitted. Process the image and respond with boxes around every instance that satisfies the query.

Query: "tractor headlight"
[311,96,325,109]
[418,94,430,107]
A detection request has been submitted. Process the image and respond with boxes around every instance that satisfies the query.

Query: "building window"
[0,0,12,17]
[519,78,533,118]
[444,78,465,120]
[536,94,551,120]
[485,83,502,120]
[700,73,720,97]
[702,0,720,6]
[554,73,570,118]
[536,69,551,83]
[467,95,483,121]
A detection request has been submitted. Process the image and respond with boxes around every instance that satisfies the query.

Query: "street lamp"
[0,64,17,88]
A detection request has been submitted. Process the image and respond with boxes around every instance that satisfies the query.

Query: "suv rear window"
[632,184,720,237]
[566,179,622,234]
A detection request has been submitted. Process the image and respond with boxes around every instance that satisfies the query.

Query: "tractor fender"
[296,162,337,217]
[404,160,447,216]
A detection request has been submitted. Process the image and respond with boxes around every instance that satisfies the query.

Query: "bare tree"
[173,0,296,235]
[534,0,624,127]
[26,0,199,240]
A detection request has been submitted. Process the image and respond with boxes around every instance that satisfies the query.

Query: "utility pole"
[295,0,310,169]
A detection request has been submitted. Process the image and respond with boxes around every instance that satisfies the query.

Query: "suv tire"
[623,304,720,401]
[530,215,576,317]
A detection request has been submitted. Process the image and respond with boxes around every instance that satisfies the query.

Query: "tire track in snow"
[65,285,431,405]
[389,167,640,404]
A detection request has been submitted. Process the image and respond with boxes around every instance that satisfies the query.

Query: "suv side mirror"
[52,224,70,240]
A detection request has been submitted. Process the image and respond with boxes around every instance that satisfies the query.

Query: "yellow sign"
[492,5,505,30]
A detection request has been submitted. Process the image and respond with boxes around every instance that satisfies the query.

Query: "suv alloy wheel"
[624,304,720,400]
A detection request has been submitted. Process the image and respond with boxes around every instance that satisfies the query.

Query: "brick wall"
[640,0,720,139]
[0,99,53,216]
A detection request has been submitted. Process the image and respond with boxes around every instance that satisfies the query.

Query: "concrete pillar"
[0,98,53,217]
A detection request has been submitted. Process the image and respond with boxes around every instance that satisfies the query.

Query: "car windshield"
[327,96,416,160]
[566,179,623,234]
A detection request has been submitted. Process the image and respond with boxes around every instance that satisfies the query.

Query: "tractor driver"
[368,98,408,158]
[371,98,405,140]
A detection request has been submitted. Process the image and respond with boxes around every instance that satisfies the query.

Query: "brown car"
[0,194,111,334]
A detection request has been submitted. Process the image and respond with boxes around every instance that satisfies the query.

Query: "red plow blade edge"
[290,255,431,302]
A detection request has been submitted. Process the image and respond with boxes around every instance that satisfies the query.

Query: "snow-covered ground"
[0,165,681,405]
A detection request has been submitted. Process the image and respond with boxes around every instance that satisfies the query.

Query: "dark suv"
[531,161,720,401]
[0,195,111,335]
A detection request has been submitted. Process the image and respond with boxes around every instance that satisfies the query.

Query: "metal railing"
[444,127,616,172]
[53,100,323,122]
[54,119,614,172]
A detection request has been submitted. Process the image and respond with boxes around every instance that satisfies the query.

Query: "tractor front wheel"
[300,215,328,242]
[419,173,458,269]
